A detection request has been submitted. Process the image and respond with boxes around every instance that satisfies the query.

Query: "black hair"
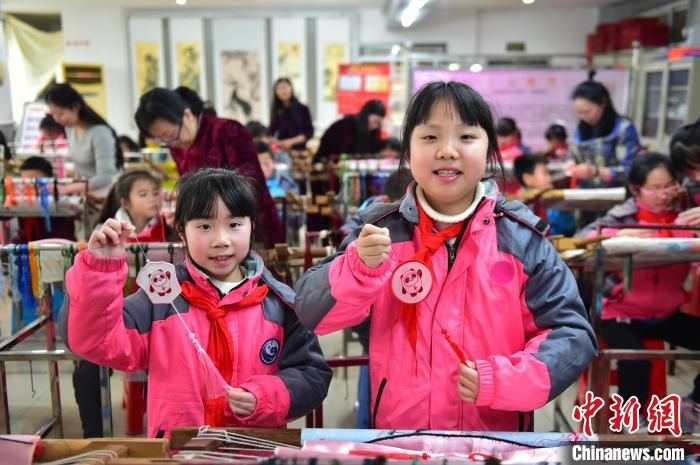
[118,135,140,153]
[495,117,518,137]
[399,81,503,179]
[255,140,271,155]
[39,114,65,136]
[355,99,386,155]
[96,170,161,225]
[545,124,567,142]
[270,78,302,128]
[381,137,401,153]
[246,121,268,139]
[0,129,10,161]
[513,154,548,187]
[571,70,619,141]
[669,122,700,174]
[174,86,205,116]
[134,87,187,136]
[202,101,217,116]
[626,152,676,198]
[174,168,258,235]
[383,168,414,202]
[20,156,53,177]
[45,83,123,168]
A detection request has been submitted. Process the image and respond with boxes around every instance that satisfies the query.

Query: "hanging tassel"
[28,244,44,302]
[38,178,51,232]
[4,177,16,208]
[23,180,35,207]
[17,245,37,326]
[8,245,21,333]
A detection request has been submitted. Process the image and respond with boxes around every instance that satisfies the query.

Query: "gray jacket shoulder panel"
[495,197,549,236]
[495,212,597,402]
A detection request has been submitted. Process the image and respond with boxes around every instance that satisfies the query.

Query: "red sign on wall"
[336,63,391,115]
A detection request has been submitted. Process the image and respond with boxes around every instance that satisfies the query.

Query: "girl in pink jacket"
[578,153,700,429]
[60,168,331,437]
[295,81,596,431]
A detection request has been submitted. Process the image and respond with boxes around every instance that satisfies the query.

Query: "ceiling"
[1,0,624,11]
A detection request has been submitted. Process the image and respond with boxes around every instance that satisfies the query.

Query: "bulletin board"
[412,69,629,151]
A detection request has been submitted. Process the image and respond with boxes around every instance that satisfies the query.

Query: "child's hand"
[356,224,391,268]
[568,163,595,180]
[226,387,257,417]
[88,219,134,258]
[456,360,480,403]
[675,207,700,226]
[616,228,654,238]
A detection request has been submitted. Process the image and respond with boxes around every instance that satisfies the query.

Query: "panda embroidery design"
[401,267,423,297]
[391,260,432,304]
[136,261,182,304]
[149,269,172,296]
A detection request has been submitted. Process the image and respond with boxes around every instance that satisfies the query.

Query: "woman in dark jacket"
[134,87,283,247]
[313,99,386,163]
[269,78,314,152]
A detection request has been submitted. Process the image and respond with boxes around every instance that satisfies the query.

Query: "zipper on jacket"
[446,222,469,271]
[372,378,388,428]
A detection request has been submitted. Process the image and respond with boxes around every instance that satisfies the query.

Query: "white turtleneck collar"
[415,182,486,228]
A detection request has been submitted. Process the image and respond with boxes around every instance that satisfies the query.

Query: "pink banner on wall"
[412,69,629,152]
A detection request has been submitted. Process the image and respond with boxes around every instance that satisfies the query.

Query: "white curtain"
[5,15,64,123]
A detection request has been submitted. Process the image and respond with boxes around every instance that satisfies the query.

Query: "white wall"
[479,7,599,55]
[358,8,476,54]
[62,8,133,136]
[357,6,598,56]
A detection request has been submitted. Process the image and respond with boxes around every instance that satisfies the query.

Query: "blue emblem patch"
[260,338,280,365]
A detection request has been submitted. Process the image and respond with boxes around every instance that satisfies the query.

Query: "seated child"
[379,137,401,160]
[36,114,68,154]
[542,124,568,161]
[256,141,299,198]
[96,170,177,243]
[496,116,530,162]
[60,168,332,437]
[513,154,575,236]
[12,156,76,242]
[578,152,700,432]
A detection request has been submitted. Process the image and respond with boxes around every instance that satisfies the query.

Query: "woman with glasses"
[134,87,282,246]
[564,70,643,189]
[46,83,123,196]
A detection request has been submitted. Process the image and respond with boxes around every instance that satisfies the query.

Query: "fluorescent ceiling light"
[522,0,535,4]
[448,63,460,71]
[391,44,401,56]
[470,63,483,72]
[401,0,430,28]
[176,0,187,5]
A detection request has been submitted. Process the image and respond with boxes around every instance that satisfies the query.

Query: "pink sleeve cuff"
[475,359,495,407]
[82,249,127,272]
[236,375,291,426]
[346,241,397,280]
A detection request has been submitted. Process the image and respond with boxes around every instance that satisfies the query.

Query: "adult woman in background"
[565,71,643,188]
[313,99,385,163]
[46,83,122,195]
[269,78,314,152]
[134,87,282,246]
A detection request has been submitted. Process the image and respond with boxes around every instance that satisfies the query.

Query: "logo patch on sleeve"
[260,338,280,365]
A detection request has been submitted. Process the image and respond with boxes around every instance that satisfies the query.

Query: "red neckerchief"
[180,280,268,426]
[635,200,677,238]
[396,201,464,360]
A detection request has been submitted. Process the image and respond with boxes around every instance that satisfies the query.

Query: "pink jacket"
[295,181,596,431]
[578,197,693,320]
[60,250,331,437]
